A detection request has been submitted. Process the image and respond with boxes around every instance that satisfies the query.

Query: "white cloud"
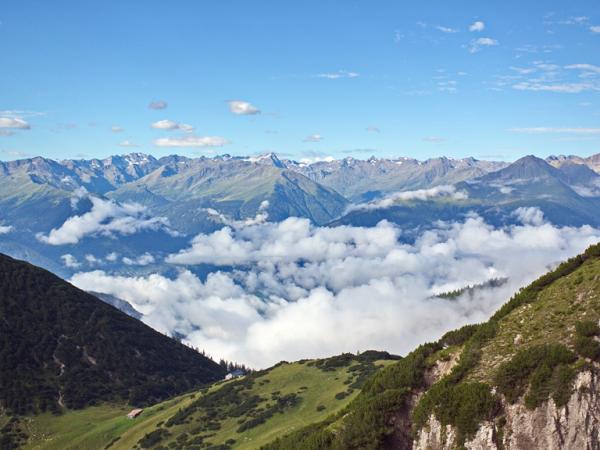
[571,181,600,198]
[149,100,168,110]
[111,125,124,133]
[509,127,600,134]
[0,224,13,234]
[435,25,458,33]
[0,117,30,129]
[37,194,172,245]
[61,254,81,268]
[303,134,323,143]
[349,186,468,212]
[72,214,600,368]
[85,254,101,265]
[106,252,119,262]
[469,37,498,53]
[228,100,260,115]
[189,202,271,247]
[123,253,155,266]
[154,135,230,148]
[513,207,545,226]
[512,82,597,94]
[317,70,359,79]
[590,26,600,33]
[151,119,178,130]
[151,120,194,132]
[119,140,139,147]
[565,64,600,76]
[469,21,485,32]
[366,126,380,133]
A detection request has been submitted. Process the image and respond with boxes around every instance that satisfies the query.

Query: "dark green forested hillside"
[0,253,225,415]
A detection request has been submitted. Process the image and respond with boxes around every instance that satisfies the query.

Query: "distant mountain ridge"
[547,152,600,173]
[334,155,600,230]
[1,151,599,276]
[286,155,508,202]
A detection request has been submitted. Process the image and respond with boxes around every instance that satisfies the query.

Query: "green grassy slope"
[8,352,397,450]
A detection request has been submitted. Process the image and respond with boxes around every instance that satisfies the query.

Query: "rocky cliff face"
[414,369,600,450]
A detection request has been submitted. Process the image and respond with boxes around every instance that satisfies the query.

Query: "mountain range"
[0,152,599,276]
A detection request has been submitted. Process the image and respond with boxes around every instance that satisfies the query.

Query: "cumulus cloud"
[71,214,600,368]
[85,254,101,265]
[303,134,323,143]
[0,117,30,129]
[149,100,168,110]
[61,254,81,268]
[469,21,485,32]
[228,101,260,115]
[349,185,468,212]
[469,37,498,53]
[151,120,194,132]
[106,252,119,262]
[111,125,124,133]
[123,253,155,266]
[590,26,600,33]
[513,206,545,226]
[0,224,13,234]
[37,195,173,245]
[154,135,229,148]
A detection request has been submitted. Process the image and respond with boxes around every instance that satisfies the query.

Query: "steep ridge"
[108,155,349,229]
[0,253,225,416]
[288,156,507,202]
[547,153,600,174]
[333,155,600,230]
[264,241,600,449]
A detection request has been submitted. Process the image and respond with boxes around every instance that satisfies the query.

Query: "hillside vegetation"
[264,241,600,449]
[3,352,398,449]
[0,253,225,417]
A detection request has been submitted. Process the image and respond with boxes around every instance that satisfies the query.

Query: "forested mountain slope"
[0,253,225,416]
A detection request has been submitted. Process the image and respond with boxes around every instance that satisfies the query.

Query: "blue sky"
[1,0,599,162]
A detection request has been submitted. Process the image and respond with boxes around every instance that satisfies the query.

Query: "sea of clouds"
[70,206,600,368]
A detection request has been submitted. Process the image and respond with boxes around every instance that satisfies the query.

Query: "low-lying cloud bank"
[37,193,174,245]
[347,185,468,212]
[71,210,600,368]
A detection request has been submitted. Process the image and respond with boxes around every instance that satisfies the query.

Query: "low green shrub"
[494,344,577,408]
